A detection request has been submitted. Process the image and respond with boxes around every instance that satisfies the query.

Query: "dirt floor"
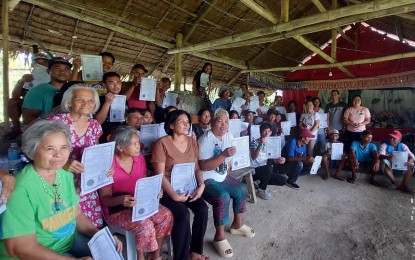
[1,126,412,260]
[199,170,414,260]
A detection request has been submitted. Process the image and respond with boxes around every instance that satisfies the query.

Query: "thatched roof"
[2,0,415,88]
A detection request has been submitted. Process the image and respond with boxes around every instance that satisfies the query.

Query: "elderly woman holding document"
[99,126,173,260]
[152,109,209,260]
[48,83,104,227]
[0,120,122,259]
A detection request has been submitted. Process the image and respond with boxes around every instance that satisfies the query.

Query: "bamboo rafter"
[242,51,415,73]
[21,0,247,69]
[167,0,415,54]
[293,35,354,78]
[240,0,278,24]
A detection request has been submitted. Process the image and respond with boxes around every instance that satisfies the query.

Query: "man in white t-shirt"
[198,108,254,258]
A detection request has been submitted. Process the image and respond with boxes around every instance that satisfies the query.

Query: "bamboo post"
[2,0,10,131]
[174,33,183,91]
[331,0,338,59]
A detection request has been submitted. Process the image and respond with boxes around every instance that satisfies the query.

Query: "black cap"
[48,57,72,69]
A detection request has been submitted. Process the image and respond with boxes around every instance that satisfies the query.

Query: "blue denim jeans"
[279,161,303,184]
[62,232,92,257]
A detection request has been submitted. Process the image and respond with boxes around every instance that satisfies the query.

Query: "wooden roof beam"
[101,0,134,53]
[168,0,415,54]
[240,0,278,24]
[162,0,220,72]
[8,0,20,11]
[347,0,415,22]
[184,0,220,42]
[294,35,354,77]
[243,51,415,73]
[312,0,357,48]
[160,0,226,31]
[22,0,247,70]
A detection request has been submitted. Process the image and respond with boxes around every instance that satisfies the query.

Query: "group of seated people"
[0,53,413,259]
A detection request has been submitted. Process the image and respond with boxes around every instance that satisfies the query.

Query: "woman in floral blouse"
[48,83,105,227]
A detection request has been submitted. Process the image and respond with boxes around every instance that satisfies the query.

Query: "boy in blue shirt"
[280,129,315,189]
[348,130,379,184]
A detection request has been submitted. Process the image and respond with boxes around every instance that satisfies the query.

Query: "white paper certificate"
[139,78,157,101]
[229,119,241,138]
[250,125,260,142]
[319,113,328,128]
[310,156,322,174]
[0,180,6,214]
[231,136,250,170]
[158,123,167,138]
[249,100,260,115]
[141,124,160,155]
[171,163,197,195]
[231,97,245,114]
[200,72,209,88]
[266,136,281,159]
[331,143,344,160]
[286,112,297,127]
[81,55,103,81]
[23,64,50,90]
[88,227,123,260]
[281,121,291,136]
[110,95,126,122]
[162,92,178,108]
[81,142,115,195]
[132,174,163,222]
[392,151,408,170]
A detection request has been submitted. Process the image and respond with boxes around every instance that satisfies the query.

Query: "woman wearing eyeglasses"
[0,121,122,259]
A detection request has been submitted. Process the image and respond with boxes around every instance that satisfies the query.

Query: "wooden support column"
[331,0,338,59]
[281,0,289,22]
[174,33,183,91]
[3,0,10,131]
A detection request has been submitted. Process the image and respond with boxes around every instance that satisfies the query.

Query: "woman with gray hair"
[99,126,173,260]
[198,108,254,258]
[0,120,122,259]
[47,84,105,227]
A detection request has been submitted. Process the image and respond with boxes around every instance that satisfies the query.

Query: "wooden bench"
[230,167,257,203]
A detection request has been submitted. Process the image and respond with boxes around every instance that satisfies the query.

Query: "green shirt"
[0,165,80,259]
[22,83,58,116]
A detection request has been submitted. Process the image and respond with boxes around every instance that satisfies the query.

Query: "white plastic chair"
[106,220,173,259]
[106,221,137,260]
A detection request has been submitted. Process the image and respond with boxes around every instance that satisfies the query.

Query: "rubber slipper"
[346,177,355,184]
[332,175,344,181]
[229,224,255,238]
[399,186,415,194]
[213,239,233,258]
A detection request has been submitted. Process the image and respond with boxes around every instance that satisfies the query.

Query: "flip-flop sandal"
[332,175,344,181]
[346,177,355,184]
[369,179,381,187]
[229,224,255,238]
[213,239,233,258]
[399,186,415,194]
